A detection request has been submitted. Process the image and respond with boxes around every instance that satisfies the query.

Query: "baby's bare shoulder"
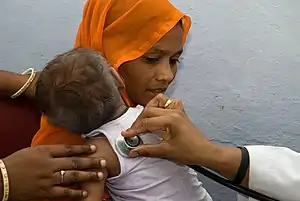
[85,136,120,177]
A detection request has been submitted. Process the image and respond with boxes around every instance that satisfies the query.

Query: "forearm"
[196,143,249,187]
[0,70,39,99]
[0,70,27,98]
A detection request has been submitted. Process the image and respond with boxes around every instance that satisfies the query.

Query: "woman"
[31,0,208,200]
[1,0,196,200]
[122,94,300,201]
[32,0,191,146]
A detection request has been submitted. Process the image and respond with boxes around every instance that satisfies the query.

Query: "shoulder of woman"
[31,115,84,146]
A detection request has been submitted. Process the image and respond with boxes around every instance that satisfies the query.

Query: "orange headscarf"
[32,0,191,200]
[74,0,191,105]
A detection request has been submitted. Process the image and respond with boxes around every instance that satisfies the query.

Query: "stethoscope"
[115,135,280,201]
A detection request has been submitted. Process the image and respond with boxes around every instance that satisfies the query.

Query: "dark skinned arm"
[198,144,249,187]
[0,70,40,99]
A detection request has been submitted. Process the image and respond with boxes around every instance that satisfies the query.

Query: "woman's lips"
[146,88,167,94]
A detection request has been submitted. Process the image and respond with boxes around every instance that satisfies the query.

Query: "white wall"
[169,1,300,199]
[1,1,300,200]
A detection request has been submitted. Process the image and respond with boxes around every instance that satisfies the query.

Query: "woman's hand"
[2,144,106,201]
[122,94,212,165]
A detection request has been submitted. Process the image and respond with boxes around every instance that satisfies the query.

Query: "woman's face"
[118,24,184,106]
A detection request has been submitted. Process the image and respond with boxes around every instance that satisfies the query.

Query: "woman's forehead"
[147,26,184,56]
[147,46,183,56]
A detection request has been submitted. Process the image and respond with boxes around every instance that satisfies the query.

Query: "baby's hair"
[36,47,120,134]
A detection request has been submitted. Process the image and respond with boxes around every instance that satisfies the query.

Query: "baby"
[35,47,212,201]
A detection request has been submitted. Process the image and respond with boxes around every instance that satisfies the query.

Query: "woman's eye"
[144,57,159,63]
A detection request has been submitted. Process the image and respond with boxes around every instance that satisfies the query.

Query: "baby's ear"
[109,67,125,89]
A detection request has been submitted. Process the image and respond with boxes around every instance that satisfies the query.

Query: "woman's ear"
[109,67,125,88]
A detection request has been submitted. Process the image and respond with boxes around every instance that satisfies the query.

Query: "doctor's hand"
[122,94,212,165]
[122,94,247,184]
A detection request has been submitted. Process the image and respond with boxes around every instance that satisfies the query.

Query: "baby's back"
[83,106,212,201]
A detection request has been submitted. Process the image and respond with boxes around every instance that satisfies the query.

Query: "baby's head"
[36,47,123,134]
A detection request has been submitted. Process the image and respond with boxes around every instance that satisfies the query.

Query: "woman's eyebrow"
[174,49,183,56]
[147,47,183,55]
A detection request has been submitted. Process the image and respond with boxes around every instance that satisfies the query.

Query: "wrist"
[0,71,22,98]
[23,71,40,99]
[196,143,242,181]
[0,71,27,98]
[0,70,39,99]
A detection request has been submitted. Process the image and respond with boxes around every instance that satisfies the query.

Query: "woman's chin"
[143,91,162,104]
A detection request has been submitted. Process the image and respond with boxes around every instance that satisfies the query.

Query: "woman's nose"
[155,62,176,83]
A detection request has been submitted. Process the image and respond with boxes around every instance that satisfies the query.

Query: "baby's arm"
[83,136,120,201]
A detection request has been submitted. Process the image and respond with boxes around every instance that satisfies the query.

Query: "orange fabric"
[32,0,191,200]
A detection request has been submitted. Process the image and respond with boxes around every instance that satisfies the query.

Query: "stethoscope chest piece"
[115,135,143,157]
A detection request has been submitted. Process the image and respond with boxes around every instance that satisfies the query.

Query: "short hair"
[35,47,120,134]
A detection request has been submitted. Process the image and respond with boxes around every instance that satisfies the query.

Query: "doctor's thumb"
[129,144,166,158]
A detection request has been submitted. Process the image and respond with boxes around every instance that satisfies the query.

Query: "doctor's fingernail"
[126,128,133,132]
[129,151,139,157]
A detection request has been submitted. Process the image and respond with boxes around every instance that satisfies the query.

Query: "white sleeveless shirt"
[83,105,212,201]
